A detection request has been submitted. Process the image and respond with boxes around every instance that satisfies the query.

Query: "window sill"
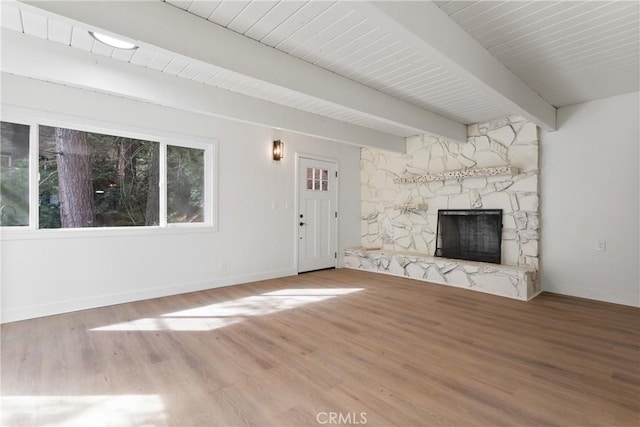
[0,225,217,241]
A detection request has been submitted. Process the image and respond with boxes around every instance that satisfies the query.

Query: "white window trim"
[0,105,218,239]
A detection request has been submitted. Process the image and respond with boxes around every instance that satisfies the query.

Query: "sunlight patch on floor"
[1,394,165,427]
[91,288,364,332]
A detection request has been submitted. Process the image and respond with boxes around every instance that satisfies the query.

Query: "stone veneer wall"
[361,115,539,268]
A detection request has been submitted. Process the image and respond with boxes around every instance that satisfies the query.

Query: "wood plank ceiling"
[435,0,640,107]
[163,0,639,119]
[164,0,512,125]
[1,1,639,137]
[1,1,426,137]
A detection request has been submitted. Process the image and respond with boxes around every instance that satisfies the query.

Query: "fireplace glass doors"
[435,209,503,264]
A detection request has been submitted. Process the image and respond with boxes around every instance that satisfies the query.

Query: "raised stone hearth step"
[344,247,540,301]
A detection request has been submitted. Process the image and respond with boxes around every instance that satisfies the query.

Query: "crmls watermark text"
[316,412,368,425]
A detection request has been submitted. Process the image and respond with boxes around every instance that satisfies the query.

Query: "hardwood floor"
[2,269,639,426]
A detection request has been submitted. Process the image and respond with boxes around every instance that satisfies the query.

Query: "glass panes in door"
[306,167,328,191]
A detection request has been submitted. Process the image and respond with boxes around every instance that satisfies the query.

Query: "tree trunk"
[117,138,138,185]
[145,145,160,225]
[55,128,95,228]
[117,138,140,223]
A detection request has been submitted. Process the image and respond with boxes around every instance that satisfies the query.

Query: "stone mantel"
[393,165,518,184]
[345,247,540,301]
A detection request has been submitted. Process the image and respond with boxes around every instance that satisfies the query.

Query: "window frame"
[0,106,218,239]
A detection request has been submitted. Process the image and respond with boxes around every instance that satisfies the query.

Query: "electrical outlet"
[595,240,606,252]
[219,260,227,271]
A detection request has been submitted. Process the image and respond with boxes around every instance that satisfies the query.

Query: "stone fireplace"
[345,115,540,300]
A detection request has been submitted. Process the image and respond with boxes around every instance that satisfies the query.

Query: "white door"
[298,157,338,273]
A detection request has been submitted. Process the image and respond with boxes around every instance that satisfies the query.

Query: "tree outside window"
[39,126,160,228]
[167,145,204,223]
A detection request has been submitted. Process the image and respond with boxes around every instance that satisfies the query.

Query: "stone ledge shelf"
[394,165,518,184]
[344,247,540,301]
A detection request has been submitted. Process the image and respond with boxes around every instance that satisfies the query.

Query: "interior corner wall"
[0,74,362,323]
[540,91,639,307]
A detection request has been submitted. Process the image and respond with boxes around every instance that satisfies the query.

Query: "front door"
[298,157,337,273]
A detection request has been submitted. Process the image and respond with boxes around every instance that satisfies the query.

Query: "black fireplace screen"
[435,209,503,264]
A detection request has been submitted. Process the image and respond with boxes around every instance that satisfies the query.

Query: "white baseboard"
[542,284,640,307]
[0,268,297,323]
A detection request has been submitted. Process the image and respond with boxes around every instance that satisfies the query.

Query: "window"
[39,126,159,228]
[0,122,30,226]
[167,145,204,223]
[0,117,214,231]
[306,167,328,191]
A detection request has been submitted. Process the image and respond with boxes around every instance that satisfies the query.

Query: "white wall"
[0,75,363,322]
[540,92,639,306]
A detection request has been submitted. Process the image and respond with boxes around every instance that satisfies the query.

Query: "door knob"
[299,222,306,226]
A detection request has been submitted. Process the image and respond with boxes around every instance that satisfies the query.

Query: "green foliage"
[1,121,30,227]
[167,146,204,223]
[38,202,61,229]
[0,158,29,226]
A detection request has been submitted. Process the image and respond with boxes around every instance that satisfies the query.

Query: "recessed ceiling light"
[88,31,138,50]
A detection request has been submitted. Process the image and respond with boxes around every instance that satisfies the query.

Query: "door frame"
[294,152,339,273]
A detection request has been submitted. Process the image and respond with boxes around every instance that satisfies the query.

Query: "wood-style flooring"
[1,269,639,426]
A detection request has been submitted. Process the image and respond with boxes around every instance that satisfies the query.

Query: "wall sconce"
[273,140,284,161]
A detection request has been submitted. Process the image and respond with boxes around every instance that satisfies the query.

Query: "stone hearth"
[345,247,539,301]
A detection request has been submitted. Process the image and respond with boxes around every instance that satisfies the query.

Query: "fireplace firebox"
[435,209,503,264]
